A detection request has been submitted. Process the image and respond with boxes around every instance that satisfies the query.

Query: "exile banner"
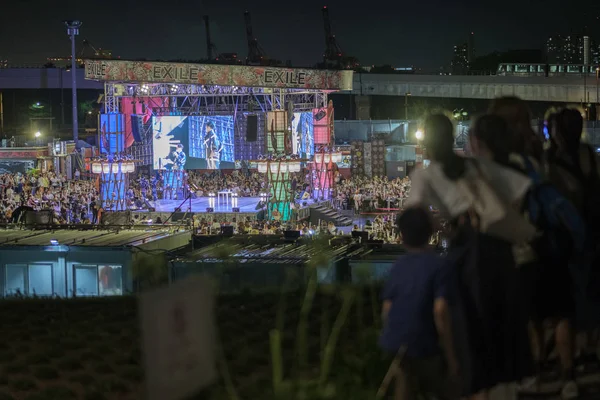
[84,60,353,91]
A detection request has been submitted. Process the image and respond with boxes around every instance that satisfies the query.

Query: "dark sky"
[0,0,598,69]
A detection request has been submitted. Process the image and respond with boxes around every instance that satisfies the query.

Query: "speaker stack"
[351,141,364,177]
[371,137,386,177]
[246,115,258,142]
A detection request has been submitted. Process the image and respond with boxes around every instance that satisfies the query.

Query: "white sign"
[140,276,216,400]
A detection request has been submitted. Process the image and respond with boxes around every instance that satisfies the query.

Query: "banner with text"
[85,60,353,91]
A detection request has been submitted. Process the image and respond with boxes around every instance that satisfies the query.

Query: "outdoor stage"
[147,196,261,213]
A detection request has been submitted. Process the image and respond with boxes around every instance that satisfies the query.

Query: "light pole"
[64,20,82,145]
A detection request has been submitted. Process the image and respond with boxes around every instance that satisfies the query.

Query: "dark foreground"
[0,290,598,400]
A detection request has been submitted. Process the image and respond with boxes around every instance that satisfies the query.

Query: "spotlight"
[415,130,424,140]
[50,240,59,246]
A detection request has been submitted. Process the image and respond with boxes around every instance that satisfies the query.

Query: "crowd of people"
[0,170,98,224]
[336,176,411,212]
[380,97,600,400]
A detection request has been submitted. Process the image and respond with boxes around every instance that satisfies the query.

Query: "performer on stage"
[165,144,187,170]
[204,121,222,170]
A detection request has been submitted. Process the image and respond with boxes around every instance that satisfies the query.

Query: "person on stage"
[203,121,222,170]
[166,144,187,170]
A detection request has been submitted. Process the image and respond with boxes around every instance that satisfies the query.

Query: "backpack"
[555,145,600,242]
[522,156,586,266]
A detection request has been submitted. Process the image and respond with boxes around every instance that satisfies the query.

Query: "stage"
[147,196,262,213]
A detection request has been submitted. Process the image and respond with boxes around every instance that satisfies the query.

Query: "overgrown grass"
[0,282,387,400]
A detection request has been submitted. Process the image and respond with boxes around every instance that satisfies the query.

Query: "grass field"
[0,286,389,400]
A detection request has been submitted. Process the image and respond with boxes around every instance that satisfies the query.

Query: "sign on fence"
[140,276,216,400]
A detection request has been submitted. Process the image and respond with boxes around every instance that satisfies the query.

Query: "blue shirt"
[379,252,453,357]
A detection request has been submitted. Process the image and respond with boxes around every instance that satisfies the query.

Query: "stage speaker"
[101,211,132,226]
[131,115,143,142]
[221,226,234,237]
[246,115,258,142]
[232,207,240,213]
[284,230,301,240]
[206,207,214,213]
[172,212,189,222]
[24,210,53,225]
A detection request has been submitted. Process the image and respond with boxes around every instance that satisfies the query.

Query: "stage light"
[415,130,424,140]
[34,131,41,138]
[50,240,59,246]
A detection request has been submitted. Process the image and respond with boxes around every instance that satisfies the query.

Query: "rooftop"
[180,236,363,265]
[0,228,188,248]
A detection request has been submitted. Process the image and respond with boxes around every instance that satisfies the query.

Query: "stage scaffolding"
[104,82,329,167]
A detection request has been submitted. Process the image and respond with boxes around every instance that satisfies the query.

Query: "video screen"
[291,112,314,158]
[152,115,235,170]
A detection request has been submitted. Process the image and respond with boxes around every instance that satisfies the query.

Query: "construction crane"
[320,6,358,70]
[322,6,343,66]
[244,11,267,65]
[203,15,218,60]
[47,39,113,66]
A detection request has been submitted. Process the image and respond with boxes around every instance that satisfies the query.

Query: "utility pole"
[64,20,82,144]
[0,91,4,134]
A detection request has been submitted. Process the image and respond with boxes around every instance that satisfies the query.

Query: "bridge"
[0,67,596,103]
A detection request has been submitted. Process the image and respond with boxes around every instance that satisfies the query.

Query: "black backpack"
[556,145,600,241]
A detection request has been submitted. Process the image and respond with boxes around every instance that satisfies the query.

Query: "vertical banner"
[99,114,125,154]
[313,108,330,145]
[350,141,364,177]
[266,111,288,154]
[363,142,372,178]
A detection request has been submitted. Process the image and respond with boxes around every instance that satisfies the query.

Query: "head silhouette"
[470,114,510,165]
[488,96,542,159]
[423,113,465,180]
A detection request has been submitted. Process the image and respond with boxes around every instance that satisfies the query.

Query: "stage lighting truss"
[103,82,328,114]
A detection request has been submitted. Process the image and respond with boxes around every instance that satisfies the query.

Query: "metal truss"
[104,83,328,115]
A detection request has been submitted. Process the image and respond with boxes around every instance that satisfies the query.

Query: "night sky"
[0,0,599,69]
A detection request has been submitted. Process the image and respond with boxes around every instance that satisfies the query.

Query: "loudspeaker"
[101,211,132,226]
[221,226,234,237]
[284,230,301,240]
[232,207,240,213]
[131,115,143,142]
[246,115,258,142]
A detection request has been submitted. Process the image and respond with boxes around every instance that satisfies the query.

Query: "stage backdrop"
[152,116,234,170]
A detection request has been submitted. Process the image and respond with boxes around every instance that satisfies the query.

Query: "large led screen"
[152,116,235,170]
[291,112,314,158]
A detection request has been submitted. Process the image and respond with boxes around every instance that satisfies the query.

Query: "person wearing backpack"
[547,108,600,364]
[488,100,585,399]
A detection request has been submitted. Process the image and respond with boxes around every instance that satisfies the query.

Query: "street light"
[64,20,82,145]
[34,131,41,138]
[415,130,424,141]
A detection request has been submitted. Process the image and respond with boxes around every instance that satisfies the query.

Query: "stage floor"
[147,196,261,213]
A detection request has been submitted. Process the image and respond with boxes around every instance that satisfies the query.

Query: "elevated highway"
[350,73,595,103]
[0,67,595,103]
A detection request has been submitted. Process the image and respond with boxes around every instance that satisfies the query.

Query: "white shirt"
[406,157,531,221]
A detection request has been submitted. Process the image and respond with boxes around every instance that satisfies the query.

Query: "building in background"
[451,32,475,75]
[546,34,599,65]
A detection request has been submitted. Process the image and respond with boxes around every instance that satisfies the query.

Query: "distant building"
[451,32,475,75]
[546,34,599,65]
